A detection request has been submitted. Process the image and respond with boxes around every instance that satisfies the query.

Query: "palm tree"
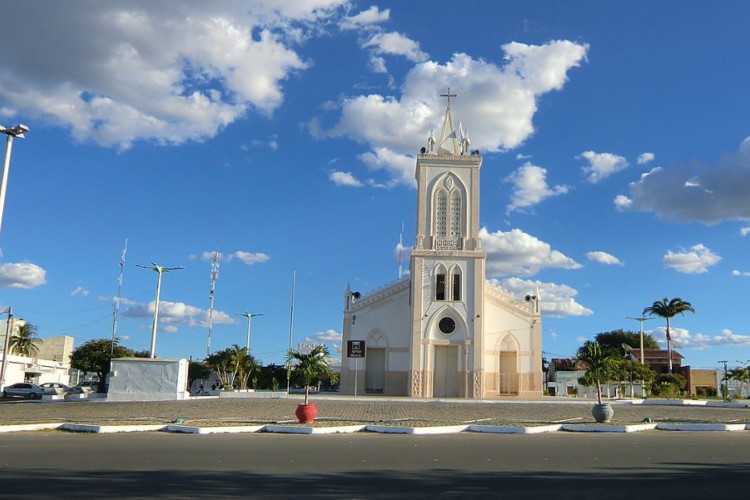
[643,297,695,373]
[286,345,338,405]
[9,322,40,357]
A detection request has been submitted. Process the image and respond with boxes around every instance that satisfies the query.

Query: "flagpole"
[286,269,296,395]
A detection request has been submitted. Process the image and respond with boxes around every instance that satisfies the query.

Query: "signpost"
[347,340,365,397]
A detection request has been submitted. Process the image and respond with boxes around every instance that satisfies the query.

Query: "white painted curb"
[0,423,63,433]
[468,424,562,434]
[656,423,747,432]
[167,424,264,434]
[59,423,166,433]
[562,423,657,433]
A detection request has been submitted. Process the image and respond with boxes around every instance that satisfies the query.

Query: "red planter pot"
[295,403,318,423]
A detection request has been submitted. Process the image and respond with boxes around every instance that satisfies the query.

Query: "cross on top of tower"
[440,87,457,108]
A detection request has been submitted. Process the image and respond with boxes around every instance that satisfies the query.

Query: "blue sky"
[1,1,749,370]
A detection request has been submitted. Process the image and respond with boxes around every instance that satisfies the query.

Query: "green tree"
[594,329,660,356]
[653,373,687,398]
[286,345,339,405]
[727,367,750,398]
[69,338,134,392]
[205,345,257,390]
[576,342,619,404]
[9,322,40,357]
[643,297,695,373]
[621,359,656,398]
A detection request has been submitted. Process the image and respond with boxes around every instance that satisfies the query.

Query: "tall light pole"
[206,251,220,358]
[0,124,29,239]
[0,307,14,391]
[137,263,185,358]
[626,316,652,365]
[237,312,263,352]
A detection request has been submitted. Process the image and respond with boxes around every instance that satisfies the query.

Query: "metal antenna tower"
[111,238,128,356]
[206,251,220,358]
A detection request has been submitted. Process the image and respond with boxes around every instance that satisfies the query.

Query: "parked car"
[39,382,70,395]
[2,383,44,399]
[71,381,101,393]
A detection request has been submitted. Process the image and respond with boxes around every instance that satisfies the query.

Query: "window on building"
[451,272,461,301]
[450,191,462,239]
[436,273,446,301]
[435,191,447,238]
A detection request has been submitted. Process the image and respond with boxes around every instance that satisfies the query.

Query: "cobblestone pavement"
[1,395,748,427]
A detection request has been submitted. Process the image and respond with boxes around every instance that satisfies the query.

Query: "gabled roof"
[625,346,684,361]
[551,358,589,371]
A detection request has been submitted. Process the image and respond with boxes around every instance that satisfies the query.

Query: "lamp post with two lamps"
[137,263,185,358]
[0,124,29,238]
[237,312,263,352]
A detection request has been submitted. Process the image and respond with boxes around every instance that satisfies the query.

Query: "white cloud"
[321,40,587,186]
[732,270,750,277]
[123,299,234,327]
[637,152,655,165]
[500,277,593,318]
[162,325,179,333]
[70,285,91,297]
[329,170,363,187]
[306,329,342,344]
[480,228,582,277]
[663,244,721,274]
[0,262,47,289]
[650,327,750,349]
[340,6,389,30]
[586,251,623,266]
[505,163,569,213]
[229,251,270,265]
[362,32,428,63]
[578,151,629,183]
[619,137,750,224]
[0,2,348,148]
[614,194,632,211]
[740,227,750,236]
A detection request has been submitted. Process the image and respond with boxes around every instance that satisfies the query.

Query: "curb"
[2,422,749,435]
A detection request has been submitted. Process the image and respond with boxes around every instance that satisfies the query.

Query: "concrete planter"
[592,403,614,423]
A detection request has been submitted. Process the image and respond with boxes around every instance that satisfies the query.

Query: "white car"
[2,383,44,399]
[39,382,70,395]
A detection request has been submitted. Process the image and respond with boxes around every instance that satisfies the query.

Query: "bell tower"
[408,90,487,398]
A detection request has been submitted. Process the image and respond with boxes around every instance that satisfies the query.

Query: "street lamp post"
[137,263,185,358]
[0,124,29,239]
[626,316,653,365]
[0,307,14,391]
[237,312,263,352]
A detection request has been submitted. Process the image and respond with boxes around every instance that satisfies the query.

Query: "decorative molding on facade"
[349,278,410,311]
[484,280,534,313]
[473,372,482,398]
[411,370,422,396]
[417,153,482,164]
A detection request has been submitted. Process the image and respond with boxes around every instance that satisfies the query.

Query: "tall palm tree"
[643,297,695,373]
[9,322,40,357]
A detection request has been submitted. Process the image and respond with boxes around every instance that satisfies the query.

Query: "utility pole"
[237,312,263,352]
[206,251,220,358]
[286,269,296,395]
[719,360,729,400]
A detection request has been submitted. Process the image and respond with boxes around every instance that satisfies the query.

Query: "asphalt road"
[1,431,749,499]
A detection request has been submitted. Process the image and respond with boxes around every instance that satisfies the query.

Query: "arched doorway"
[498,335,519,395]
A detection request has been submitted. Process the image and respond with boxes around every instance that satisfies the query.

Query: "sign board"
[347,340,365,358]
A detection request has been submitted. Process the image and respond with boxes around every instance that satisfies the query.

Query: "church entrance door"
[365,348,385,393]
[498,351,519,395]
[433,346,458,397]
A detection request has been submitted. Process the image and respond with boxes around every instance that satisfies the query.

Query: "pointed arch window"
[451,271,461,301]
[435,264,447,301]
[450,191,462,239]
[435,190,448,238]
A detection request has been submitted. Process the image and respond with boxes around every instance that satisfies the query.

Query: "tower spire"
[437,88,460,155]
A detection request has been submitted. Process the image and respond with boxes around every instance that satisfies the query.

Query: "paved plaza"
[1,395,749,429]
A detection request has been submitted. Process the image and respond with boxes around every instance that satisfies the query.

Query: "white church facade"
[340,94,543,398]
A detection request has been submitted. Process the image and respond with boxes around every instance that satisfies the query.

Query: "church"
[340,93,543,398]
